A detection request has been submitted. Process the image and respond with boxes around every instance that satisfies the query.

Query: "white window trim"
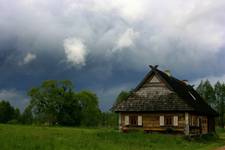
[197,117,200,127]
[138,115,142,126]
[118,113,121,125]
[173,116,178,126]
[160,115,164,126]
[125,115,129,126]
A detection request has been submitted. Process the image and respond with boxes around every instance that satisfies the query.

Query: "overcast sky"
[1,0,225,111]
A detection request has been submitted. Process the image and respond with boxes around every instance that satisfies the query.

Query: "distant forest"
[0,80,224,128]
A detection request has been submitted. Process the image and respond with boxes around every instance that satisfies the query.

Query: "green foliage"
[0,124,225,150]
[27,80,101,126]
[196,80,225,127]
[100,112,118,128]
[28,80,75,125]
[214,82,225,127]
[196,80,215,105]
[20,106,33,124]
[14,108,20,119]
[0,100,19,123]
[76,91,101,126]
[56,92,81,126]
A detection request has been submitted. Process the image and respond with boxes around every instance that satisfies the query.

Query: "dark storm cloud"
[0,0,225,110]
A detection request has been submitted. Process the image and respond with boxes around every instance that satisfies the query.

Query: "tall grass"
[0,124,224,150]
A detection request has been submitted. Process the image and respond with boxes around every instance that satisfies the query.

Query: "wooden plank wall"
[121,112,185,132]
[135,75,173,97]
[121,112,209,135]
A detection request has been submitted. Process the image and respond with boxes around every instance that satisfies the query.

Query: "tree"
[196,80,204,96]
[28,80,79,125]
[57,91,81,126]
[197,80,225,128]
[215,82,225,128]
[0,100,17,123]
[76,91,101,126]
[21,106,33,124]
[196,80,215,107]
[100,112,117,128]
[221,84,225,128]
[27,80,102,126]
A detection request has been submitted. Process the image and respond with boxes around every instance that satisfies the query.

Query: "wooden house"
[114,65,218,135]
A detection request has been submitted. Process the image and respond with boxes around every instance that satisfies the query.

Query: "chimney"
[182,80,189,85]
[164,70,171,76]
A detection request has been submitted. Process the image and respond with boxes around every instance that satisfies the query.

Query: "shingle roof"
[114,66,218,116]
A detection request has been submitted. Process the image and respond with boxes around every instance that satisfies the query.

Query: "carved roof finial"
[149,65,158,69]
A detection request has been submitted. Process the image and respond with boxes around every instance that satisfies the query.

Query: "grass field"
[0,124,224,150]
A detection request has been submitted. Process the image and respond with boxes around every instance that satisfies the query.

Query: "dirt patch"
[215,146,225,150]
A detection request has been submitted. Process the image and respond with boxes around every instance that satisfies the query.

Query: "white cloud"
[1,0,225,74]
[0,89,28,110]
[19,52,36,65]
[90,0,146,21]
[24,52,36,64]
[115,28,139,50]
[63,37,87,67]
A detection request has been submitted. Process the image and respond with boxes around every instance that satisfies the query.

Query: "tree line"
[0,80,117,127]
[196,80,225,128]
[0,79,224,127]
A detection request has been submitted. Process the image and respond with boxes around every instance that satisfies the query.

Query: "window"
[130,116,138,126]
[165,116,172,126]
[160,115,179,126]
[190,115,198,126]
[118,113,121,125]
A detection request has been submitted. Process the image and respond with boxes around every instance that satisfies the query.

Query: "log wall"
[120,112,209,135]
[120,112,185,133]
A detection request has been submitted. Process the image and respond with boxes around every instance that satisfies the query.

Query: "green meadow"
[0,124,224,150]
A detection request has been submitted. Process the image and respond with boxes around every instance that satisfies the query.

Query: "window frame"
[164,116,173,126]
[129,115,138,127]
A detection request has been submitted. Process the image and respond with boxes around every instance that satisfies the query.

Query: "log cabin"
[114,65,218,136]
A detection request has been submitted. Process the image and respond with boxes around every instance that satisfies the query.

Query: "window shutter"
[197,117,200,127]
[160,116,164,126]
[138,115,142,126]
[173,116,178,126]
[118,113,121,125]
[125,115,129,126]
